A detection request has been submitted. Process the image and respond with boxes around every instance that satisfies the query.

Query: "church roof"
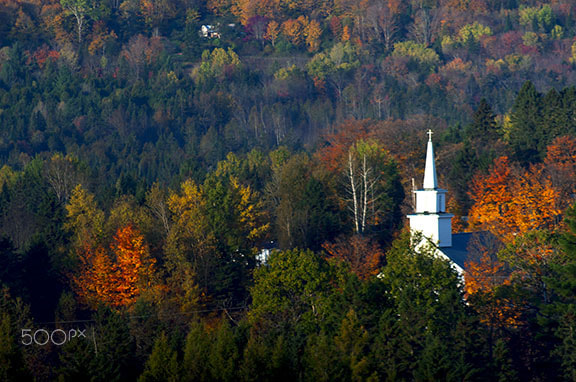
[439,231,497,270]
[439,233,472,270]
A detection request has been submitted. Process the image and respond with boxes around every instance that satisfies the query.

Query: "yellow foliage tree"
[231,177,269,242]
[65,184,105,247]
[165,180,216,293]
[341,24,351,42]
[265,20,280,47]
[167,179,210,249]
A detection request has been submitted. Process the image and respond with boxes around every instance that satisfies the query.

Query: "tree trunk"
[348,151,360,234]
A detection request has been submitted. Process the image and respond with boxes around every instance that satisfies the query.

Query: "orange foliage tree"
[315,119,372,173]
[72,224,156,309]
[305,19,322,52]
[544,135,576,211]
[499,230,559,304]
[282,18,305,46]
[468,156,560,242]
[322,235,384,279]
[464,246,521,329]
[464,252,508,297]
[465,256,521,329]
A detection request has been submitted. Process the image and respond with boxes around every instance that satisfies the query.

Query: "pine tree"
[304,332,339,381]
[546,204,576,379]
[334,309,375,381]
[240,335,272,382]
[467,98,498,142]
[208,320,239,382]
[491,339,519,382]
[508,81,542,163]
[139,332,179,382]
[0,313,30,381]
[182,321,211,382]
[541,89,564,149]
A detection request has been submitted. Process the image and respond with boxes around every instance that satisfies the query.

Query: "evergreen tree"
[547,203,576,379]
[240,335,272,382]
[58,309,136,381]
[0,312,30,381]
[467,98,499,142]
[560,87,576,136]
[304,332,339,381]
[334,309,376,381]
[508,81,542,163]
[182,321,211,382]
[541,88,564,148]
[448,140,478,212]
[139,332,179,382]
[208,319,239,382]
[377,233,474,380]
[491,339,519,382]
[414,333,454,381]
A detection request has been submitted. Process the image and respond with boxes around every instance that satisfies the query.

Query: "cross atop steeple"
[423,130,437,189]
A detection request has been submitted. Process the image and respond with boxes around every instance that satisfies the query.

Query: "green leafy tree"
[249,249,335,332]
[457,22,492,45]
[306,42,359,99]
[344,139,404,240]
[197,48,241,87]
[60,0,94,44]
[391,40,439,71]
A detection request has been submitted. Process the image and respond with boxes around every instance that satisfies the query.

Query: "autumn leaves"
[65,170,269,311]
[72,225,156,309]
[468,156,560,243]
[462,136,576,331]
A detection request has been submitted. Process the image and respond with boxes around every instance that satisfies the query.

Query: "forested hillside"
[2,0,576,380]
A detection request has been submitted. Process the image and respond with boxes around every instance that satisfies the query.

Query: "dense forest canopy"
[2,0,576,380]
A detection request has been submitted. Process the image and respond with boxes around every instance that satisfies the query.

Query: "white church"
[408,130,477,275]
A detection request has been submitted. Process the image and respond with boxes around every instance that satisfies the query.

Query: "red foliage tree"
[322,235,384,279]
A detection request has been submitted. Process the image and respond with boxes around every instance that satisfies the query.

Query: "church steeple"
[423,129,438,189]
[407,130,453,247]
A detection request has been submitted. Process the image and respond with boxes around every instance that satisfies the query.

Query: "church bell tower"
[407,130,453,247]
